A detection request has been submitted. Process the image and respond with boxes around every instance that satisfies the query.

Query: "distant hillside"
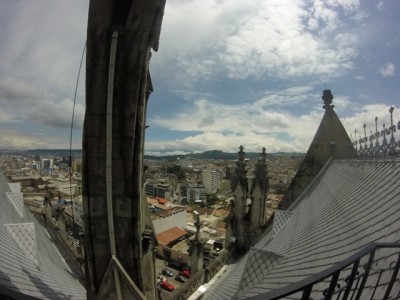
[0,149,304,161]
[0,149,82,157]
[144,150,304,161]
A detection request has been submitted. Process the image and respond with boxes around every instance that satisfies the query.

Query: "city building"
[145,179,173,199]
[186,182,205,203]
[40,158,54,169]
[73,195,84,229]
[57,183,79,197]
[202,168,221,194]
[218,179,231,193]
[151,206,187,235]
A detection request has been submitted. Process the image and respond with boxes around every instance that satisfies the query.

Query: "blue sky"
[0,0,399,155]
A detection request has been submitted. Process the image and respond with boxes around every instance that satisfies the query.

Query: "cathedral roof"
[201,90,399,299]
[203,158,400,299]
[0,172,86,299]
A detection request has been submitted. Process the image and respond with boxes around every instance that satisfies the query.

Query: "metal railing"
[352,106,400,158]
[247,243,400,300]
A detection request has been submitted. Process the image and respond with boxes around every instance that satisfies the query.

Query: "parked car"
[168,261,192,273]
[160,281,175,292]
[181,265,191,271]
[180,269,191,278]
[175,274,187,283]
[161,268,174,277]
[167,261,185,270]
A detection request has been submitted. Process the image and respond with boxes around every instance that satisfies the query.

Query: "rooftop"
[203,158,400,299]
[0,171,86,299]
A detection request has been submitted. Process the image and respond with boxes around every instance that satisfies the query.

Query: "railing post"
[301,285,312,300]
[383,251,400,300]
[342,259,360,299]
[354,249,376,300]
[324,271,340,299]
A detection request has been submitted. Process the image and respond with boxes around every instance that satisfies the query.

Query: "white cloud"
[1,0,397,154]
[146,82,400,156]
[145,131,305,156]
[378,62,396,78]
[0,1,87,97]
[153,0,362,87]
[148,91,325,154]
[0,128,74,150]
[0,76,84,129]
[0,77,51,102]
[376,1,385,11]
[146,102,399,156]
[0,110,19,123]
[27,98,85,129]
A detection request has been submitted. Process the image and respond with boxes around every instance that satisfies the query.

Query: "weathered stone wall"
[82,1,165,299]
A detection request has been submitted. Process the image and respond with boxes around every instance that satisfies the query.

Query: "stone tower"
[228,146,269,253]
[190,211,204,274]
[82,1,166,299]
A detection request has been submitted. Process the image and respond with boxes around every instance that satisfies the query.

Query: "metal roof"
[203,158,400,299]
[0,171,86,299]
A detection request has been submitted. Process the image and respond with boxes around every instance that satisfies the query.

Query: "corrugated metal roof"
[203,158,400,299]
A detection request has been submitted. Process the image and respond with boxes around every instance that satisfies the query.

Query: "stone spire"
[280,89,357,209]
[190,211,203,274]
[229,146,269,253]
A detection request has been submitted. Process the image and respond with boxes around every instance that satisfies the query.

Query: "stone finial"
[260,147,267,162]
[322,89,334,109]
[389,106,394,127]
[238,145,245,161]
[261,147,266,154]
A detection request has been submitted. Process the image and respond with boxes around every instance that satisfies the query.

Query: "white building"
[57,183,78,196]
[40,158,54,169]
[202,169,221,194]
[151,207,187,235]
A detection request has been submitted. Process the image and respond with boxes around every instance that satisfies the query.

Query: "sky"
[0,0,399,156]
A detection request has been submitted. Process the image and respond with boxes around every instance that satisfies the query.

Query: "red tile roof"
[156,226,187,246]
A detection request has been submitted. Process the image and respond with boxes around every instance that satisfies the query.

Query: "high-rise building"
[202,169,221,194]
[40,158,53,169]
